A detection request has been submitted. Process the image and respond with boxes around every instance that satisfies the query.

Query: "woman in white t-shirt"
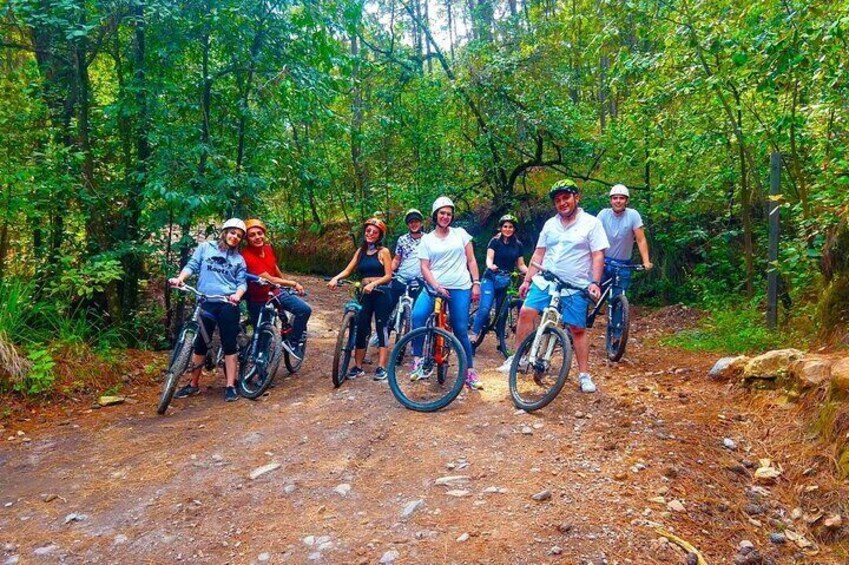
[410,196,483,389]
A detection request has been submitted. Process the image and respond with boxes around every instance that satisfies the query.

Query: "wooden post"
[766,152,781,329]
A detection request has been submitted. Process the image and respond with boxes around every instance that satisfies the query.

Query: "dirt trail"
[0,276,841,564]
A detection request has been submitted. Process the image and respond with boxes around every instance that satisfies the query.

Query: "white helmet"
[221,218,247,234]
[609,184,630,198]
[431,196,455,217]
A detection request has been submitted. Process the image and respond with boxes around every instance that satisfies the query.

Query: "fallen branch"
[655,527,709,565]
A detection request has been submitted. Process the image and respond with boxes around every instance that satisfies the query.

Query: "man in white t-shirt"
[498,179,609,394]
[597,184,652,297]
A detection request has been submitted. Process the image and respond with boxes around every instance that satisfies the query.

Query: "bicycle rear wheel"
[331,311,356,388]
[509,325,572,412]
[238,325,277,399]
[157,325,198,415]
[388,327,467,412]
[496,298,523,359]
[283,313,306,373]
[606,294,630,361]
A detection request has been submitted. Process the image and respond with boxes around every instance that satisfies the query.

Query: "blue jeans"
[248,292,312,344]
[603,258,632,299]
[471,272,510,335]
[411,288,473,368]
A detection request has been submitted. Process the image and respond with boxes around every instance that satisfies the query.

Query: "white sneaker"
[496,355,514,373]
[578,373,597,393]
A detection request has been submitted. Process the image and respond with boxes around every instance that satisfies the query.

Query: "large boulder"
[708,356,750,381]
[743,349,804,381]
[832,358,849,394]
[789,356,833,390]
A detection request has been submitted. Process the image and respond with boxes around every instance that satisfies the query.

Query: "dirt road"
[0,277,839,563]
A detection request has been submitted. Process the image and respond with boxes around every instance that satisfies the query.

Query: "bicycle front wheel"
[388,327,467,412]
[509,325,572,412]
[496,298,523,359]
[238,325,277,399]
[158,325,198,415]
[606,294,630,362]
[331,311,356,388]
[283,313,306,373]
[391,303,413,365]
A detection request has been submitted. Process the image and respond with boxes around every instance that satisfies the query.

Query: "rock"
[307,552,321,561]
[832,358,849,393]
[258,552,270,562]
[667,500,686,513]
[686,553,698,565]
[456,533,469,542]
[549,545,563,555]
[824,513,843,530]
[531,489,551,501]
[113,534,128,545]
[709,356,750,381]
[723,438,738,450]
[5,557,20,565]
[63,512,87,524]
[283,484,297,494]
[557,522,573,534]
[521,426,533,435]
[97,395,125,407]
[743,349,804,381]
[743,504,765,516]
[481,486,507,494]
[33,545,58,556]
[738,540,755,550]
[249,462,281,480]
[400,499,424,520]
[333,483,351,496]
[303,536,316,546]
[434,475,470,486]
[789,357,832,389]
[379,550,399,564]
[445,490,470,497]
[768,532,786,545]
[754,459,782,484]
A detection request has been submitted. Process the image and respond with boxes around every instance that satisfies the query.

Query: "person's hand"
[435,285,450,298]
[168,277,183,288]
[228,294,241,305]
[488,264,498,271]
[471,284,481,302]
[519,280,531,299]
[327,277,338,289]
[294,282,305,295]
[588,283,601,301]
[363,282,376,294]
[643,261,654,271]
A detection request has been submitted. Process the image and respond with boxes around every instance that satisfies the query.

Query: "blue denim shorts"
[523,283,589,329]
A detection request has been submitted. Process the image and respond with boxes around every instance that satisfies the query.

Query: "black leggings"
[355,287,393,349]
[194,302,241,356]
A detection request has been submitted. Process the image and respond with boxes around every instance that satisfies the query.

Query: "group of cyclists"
[167,178,652,403]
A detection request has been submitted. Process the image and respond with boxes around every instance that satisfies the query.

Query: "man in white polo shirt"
[498,179,609,393]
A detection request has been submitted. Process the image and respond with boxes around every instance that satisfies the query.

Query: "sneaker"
[224,386,239,402]
[496,355,514,373]
[465,369,484,390]
[409,358,431,381]
[373,367,388,381]
[281,339,302,361]
[347,366,364,380]
[175,384,200,399]
[578,373,597,394]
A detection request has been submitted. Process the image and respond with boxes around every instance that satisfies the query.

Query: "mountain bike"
[157,285,246,415]
[468,269,524,359]
[328,279,386,388]
[387,285,468,412]
[237,275,307,399]
[508,263,588,412]
[586,260,644,362]
[386,277,421,365]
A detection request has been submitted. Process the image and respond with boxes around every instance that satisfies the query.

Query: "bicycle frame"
[586,262,643,325]
[390,278,419,333]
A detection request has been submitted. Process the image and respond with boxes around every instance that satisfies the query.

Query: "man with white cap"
[597,184,652,298]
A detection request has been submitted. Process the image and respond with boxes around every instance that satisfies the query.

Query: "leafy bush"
[13,347,55,396]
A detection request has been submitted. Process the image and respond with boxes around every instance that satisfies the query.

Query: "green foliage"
[48,256,125,305]
[663,298,804,354]
[13,346,55,396]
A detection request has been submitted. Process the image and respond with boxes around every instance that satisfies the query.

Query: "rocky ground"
[0,276,845,564]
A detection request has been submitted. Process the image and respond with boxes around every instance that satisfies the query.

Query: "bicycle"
[468,269,524,359]
[328,279,387,388]
[237,275,307,399]
[157,284,247,415]
[387,284,468,412]
[508,263,589,412]
[385,277,421,364]
[586,260,644,362]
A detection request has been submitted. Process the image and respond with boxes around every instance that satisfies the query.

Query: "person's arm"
[169,245,202,286]
[485,248,497,271]
[515,255,529,275]
[391,242,402,272]
[634,227,652,270]
[465,241,481,301]
[328,249,360,288]
[519,247,546,298]
[363,248,393,293]
[589,250,605,300]
[229,259,247,304]
[420,258,447,296]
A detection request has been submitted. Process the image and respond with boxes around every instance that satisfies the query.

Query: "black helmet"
[404,208,424,223]
[548,179,580,199]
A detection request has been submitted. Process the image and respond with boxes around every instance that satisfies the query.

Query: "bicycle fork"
[433,298,446,364]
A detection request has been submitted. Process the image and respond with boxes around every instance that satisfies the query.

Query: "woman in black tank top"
[328,218,394,380]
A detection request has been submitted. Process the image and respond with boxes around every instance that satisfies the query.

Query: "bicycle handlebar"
[171,283,230,302]
[246,274,309,296]
[530,262,589,294]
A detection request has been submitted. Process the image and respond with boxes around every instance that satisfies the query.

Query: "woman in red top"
[242,219,312,359]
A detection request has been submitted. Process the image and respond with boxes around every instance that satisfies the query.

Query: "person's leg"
[188,308,218,387]
[353,294,375,371]
[560,293,596,393]
[410,291,433,358]
[498,284,549,372]
[373,289,393,368]
[218,304,242,388]
[471,276,496,336]
[447,289,473,368]
[278,293,312,344]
